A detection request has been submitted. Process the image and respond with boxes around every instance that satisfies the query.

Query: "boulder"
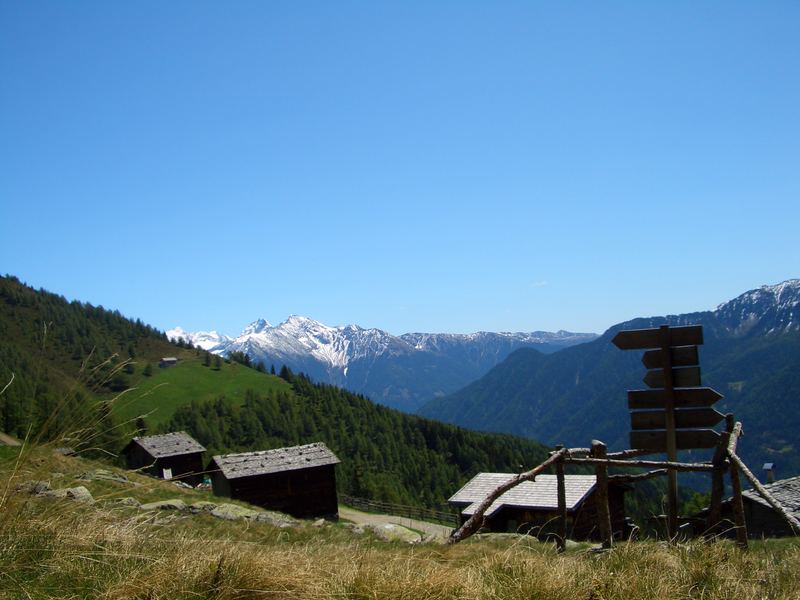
[40,486,94,503]
[111,497,141,508]
[254,511,299,528]
[189,501,217,514]
[17,481,51,495]
[210,503,260,521]
[139,499,187,511]
[342,522,365,535]
[367,523,421,544]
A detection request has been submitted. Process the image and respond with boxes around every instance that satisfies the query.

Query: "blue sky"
[2,2,798,336]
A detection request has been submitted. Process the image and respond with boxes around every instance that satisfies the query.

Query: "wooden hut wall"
[123,443,154,472]
[222,464,338,518]
[460,485,627,541]
[743,498,797,538]
[155,453,205,485]
[124,443,204,485]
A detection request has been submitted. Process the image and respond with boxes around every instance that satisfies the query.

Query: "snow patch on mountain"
[166,327,231,351]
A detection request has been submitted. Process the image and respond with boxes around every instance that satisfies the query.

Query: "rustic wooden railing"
[340,494,459,528]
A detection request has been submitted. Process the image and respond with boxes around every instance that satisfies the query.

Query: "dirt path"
[338,506,454,539]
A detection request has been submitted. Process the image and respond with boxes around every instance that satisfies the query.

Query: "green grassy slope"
[2,444,800,600]
[115,357,292,427]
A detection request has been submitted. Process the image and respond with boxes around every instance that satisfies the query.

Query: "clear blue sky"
[2,2,798,336]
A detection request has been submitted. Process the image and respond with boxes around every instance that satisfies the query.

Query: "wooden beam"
[564,457,715,471]
[555,445,567,553]
[608,469,668,483]
[705,419,732,535]
[447,447,569,545]
[724,417,748,548]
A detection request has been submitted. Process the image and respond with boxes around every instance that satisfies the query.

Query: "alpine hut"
[448,472,628,541]
[122,431,206,485]
[208,442,340,518]
[740,475,800,537]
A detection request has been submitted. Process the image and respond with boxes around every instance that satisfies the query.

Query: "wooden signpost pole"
[659,325,679,539]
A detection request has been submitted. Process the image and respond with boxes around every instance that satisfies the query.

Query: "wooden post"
[726,415,748,549]
[705,415,733,535]
[555,445,567,553]
[659,325,679,539]
[592,440,613,549]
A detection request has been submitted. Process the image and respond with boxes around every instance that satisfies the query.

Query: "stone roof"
[130,432,205,459]
[211,442,340,480]
[448,473,598,517]
[743,475,800,517]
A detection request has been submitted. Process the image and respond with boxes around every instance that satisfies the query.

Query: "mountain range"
[419,279,800,479]
[167,319,597,412]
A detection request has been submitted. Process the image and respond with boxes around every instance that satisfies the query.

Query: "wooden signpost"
[612,324,724,538]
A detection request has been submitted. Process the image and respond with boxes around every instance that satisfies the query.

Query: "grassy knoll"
[114,356,292,427]
[2,444,800,599]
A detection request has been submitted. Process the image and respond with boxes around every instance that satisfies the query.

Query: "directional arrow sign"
[643,366,701,388]
[630,429,721,452]
[642,346,699,370]
[630,408,726,430]
[612,325,703,351]
[628,387,724,410]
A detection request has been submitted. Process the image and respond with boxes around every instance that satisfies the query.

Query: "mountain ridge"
[418,278,800,478]
[168,317,598,412]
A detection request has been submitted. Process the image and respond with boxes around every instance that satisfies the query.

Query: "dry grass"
[1,446,800,599]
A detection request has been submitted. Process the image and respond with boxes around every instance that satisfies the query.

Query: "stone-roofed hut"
[208,442,340,519]
[122,431,206,485]
[448,472,628,541]
[741,475,800,537]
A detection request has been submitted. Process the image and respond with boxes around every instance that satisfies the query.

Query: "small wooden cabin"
[159,357,178,367]
[122,431,206,485]
[208,442,340,519]
[740,475,800,537]
[449,472,628,541]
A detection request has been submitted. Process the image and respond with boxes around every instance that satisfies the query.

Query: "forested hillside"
[420,281,800,479]
[0,275,552,510]
[0,275,185,445]
[166,368,549,507]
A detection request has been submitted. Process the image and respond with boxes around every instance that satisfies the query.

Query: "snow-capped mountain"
[714,279,800,336]
[165,327,231,352]
[168,317,598,412]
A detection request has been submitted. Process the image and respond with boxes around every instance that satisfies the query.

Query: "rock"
[342,522,365,535]
[419,532,446,545]
[111,497,141,508]
[210,503,260,521]
[17,481,51,495]
[40,486,94,503]
[75,469,131,484]
[254,511,299,528]
[139,499,187,511]
[189,501,217,514]
[311,518,327,528]
[172,481,193,489]
[367,523,421,544]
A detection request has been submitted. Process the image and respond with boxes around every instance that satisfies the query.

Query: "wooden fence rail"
[340,494,459,527]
